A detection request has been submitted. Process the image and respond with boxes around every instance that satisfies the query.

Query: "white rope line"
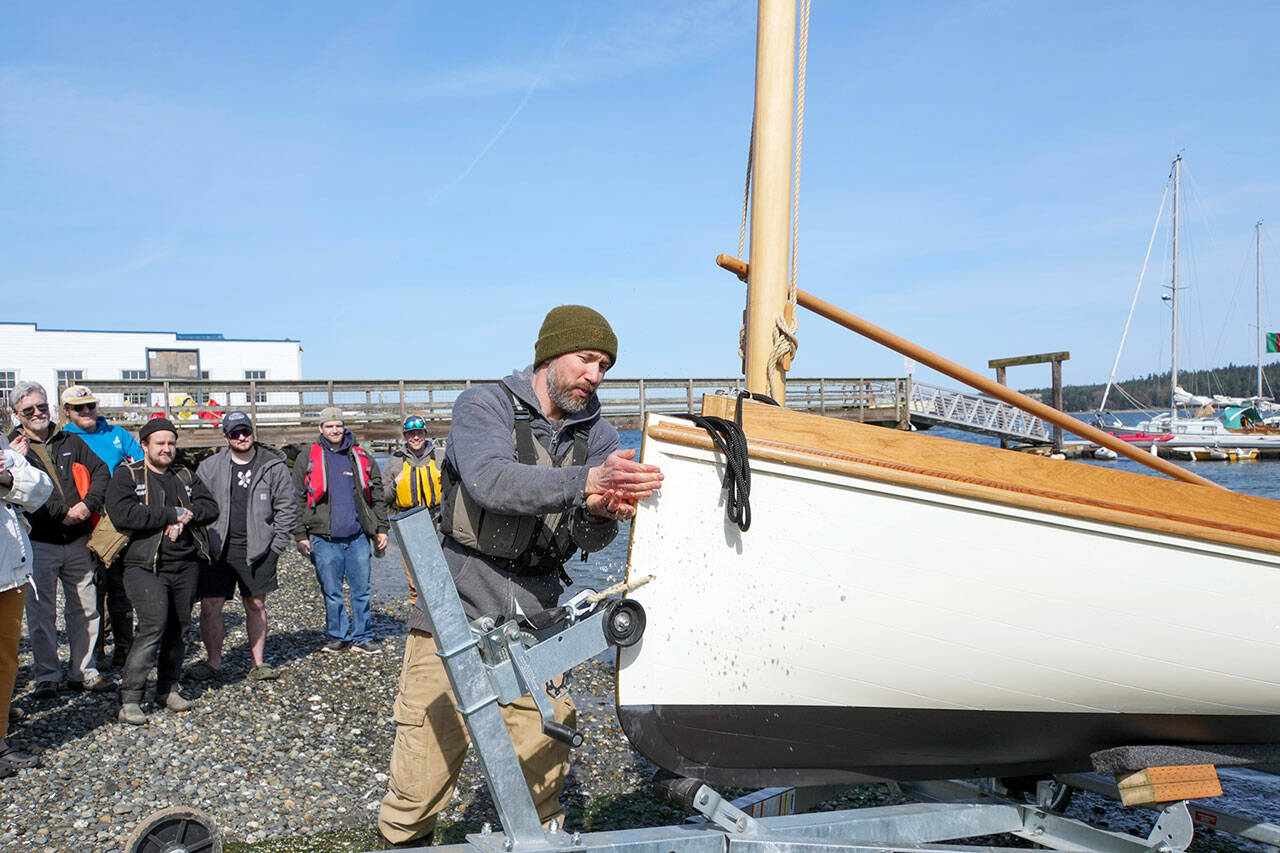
[738,110,755,363]
[1099,181,1170,414]
[766,315,799,399]
[789,0,810,307]
[586,574,655,604]
[738,110,755,262]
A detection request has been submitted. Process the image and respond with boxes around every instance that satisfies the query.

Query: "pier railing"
[908,380,1053,443]
[76,377,910,432]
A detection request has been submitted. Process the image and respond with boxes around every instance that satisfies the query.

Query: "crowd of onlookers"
[2,307,661,853]
[0,381,445,770]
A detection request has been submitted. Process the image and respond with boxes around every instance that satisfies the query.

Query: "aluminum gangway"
[910,380,1054,444]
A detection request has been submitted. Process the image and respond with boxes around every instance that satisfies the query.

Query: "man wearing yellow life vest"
[378,305,664,847]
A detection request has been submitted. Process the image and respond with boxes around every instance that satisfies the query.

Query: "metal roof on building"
[0,321,297,343]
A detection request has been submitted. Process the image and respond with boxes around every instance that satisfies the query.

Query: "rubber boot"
[161,692,194,712]
[118,704,147,726]
[94,572,110,670]
[110,613,134,669]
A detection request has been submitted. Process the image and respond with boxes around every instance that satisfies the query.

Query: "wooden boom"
[716,254,1221,489]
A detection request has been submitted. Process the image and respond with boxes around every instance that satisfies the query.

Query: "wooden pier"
[76,377,910,447]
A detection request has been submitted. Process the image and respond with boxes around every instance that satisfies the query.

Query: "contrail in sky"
[427,78,540,205]
[427,7,575,204]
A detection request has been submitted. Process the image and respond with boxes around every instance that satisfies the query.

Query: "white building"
[0,322,302,411]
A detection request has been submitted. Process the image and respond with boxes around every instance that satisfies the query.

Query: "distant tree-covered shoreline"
[1020,363,1280,412]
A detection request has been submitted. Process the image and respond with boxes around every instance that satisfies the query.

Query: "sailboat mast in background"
[1169,154,1181,420]
[1258,219,1265,401]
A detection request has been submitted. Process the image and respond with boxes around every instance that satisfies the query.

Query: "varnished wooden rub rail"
[647,415,1280,557]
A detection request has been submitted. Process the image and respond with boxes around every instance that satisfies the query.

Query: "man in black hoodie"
[105,418,218,726]
[8,381,113,698]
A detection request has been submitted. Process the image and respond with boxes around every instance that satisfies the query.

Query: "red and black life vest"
[304,443,375,508]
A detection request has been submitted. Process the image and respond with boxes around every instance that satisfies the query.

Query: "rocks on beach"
[7,550,1248,853]
[0,551,683,851]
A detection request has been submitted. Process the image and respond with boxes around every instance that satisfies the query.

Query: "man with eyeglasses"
[7,381,114,698]
[61,384,143,671]
[192,412,297,682]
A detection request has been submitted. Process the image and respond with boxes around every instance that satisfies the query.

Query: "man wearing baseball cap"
[192,413,297,682]
[60,384,143,671]
[60,386,143,474]
[378,305,664,846]
[7,381,113,699]
[293,407,388,655]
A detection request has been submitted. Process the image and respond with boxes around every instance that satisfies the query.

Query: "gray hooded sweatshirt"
[197,442,298,563]
[407,366,618,632]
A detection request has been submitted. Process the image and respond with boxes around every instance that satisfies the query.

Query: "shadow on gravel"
[9,604,409,754]
[570,788,688,832]
[177,605,409,697]
[9,678,119,753]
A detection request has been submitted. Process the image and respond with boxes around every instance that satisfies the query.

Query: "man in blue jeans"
[293,407,388,655]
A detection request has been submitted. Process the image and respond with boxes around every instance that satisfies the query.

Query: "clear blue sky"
[5,1,1279,392]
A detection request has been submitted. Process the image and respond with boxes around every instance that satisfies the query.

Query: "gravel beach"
[2,550,1254,853]
[0,551,898,852]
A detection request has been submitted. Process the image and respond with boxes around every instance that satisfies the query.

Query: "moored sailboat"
[1100,176,1280,454]
[616,0,1280,787]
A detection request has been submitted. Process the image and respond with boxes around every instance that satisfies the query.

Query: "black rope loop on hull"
[673,391,779,533]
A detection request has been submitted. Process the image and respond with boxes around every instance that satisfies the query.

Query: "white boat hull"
[1106,416,1280,453]
[617,409,1280,785]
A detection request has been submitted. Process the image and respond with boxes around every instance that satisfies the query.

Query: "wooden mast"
[744,0,796,401]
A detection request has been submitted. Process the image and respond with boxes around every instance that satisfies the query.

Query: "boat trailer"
[345,506,1280,853]
[118,507,1280,852]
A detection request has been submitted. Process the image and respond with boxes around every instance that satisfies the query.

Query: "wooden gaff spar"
[716,253,1220,489]
[614,0,1280,788]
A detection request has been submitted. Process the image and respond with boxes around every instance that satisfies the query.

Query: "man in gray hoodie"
[378,305,664,847]
[193,412,298,682]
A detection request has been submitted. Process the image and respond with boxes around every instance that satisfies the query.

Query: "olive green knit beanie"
[534,305,617,367]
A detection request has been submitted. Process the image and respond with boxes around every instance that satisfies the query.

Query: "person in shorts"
[192,412,298,681]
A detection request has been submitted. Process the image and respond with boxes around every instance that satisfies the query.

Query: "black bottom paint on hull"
[617,704,1280,787]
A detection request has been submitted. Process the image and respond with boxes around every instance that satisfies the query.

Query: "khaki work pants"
[0,586,25,740]
[378,628,576,845]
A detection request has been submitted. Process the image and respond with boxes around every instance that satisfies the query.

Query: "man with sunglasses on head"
[192,412,297,682]
[7,381,114,699]
[61,386,143,473]
[61,384,143,671]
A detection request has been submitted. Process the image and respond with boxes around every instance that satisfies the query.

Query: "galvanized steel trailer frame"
[385,508,1202,853]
